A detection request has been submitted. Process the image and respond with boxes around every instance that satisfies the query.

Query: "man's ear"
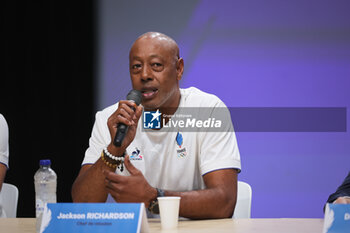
[176,58,184,81]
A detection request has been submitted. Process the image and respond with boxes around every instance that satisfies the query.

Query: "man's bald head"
[128,32,184,111]
[130,32,180,62]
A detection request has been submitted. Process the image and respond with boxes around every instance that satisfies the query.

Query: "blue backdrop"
[96,0,350,218]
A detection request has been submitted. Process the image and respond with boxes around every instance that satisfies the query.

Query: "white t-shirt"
[83,87,241,193]
[0,114,9,218]
[0,114,9,168]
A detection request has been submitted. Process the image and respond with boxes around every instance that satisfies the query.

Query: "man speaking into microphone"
[72,32,241,219]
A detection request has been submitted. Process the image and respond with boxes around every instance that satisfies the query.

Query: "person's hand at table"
[333,196,350,204]
[103,155,156,207]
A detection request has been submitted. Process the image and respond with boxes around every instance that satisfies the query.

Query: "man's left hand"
[103,155,156,207]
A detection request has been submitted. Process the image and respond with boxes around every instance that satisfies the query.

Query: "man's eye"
[132,64,141,69]
[152,63,162,67]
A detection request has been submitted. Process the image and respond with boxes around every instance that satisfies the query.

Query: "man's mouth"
[141,89,158,99]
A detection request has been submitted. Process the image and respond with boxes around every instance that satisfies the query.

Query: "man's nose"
[141,65,153,81]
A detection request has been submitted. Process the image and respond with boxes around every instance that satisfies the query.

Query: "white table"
[0,218,324,233]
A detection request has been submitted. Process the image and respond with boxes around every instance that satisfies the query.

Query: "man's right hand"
[107,100,143,155]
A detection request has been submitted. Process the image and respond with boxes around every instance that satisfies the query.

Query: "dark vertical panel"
[1,0,96,217]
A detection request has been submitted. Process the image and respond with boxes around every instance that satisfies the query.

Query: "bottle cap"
[39,159,51,166]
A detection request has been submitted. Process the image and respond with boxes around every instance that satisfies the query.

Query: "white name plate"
[40,203,149,233]
[323,203,350,233]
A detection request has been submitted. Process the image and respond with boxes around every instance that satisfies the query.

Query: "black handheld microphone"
[113,89,142,147]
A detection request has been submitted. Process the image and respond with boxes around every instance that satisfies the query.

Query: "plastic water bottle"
[34,159,57,232]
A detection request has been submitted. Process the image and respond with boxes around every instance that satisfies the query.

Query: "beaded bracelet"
[103,147,125,162]
[101,147,125,171]
[101,152,117,169]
